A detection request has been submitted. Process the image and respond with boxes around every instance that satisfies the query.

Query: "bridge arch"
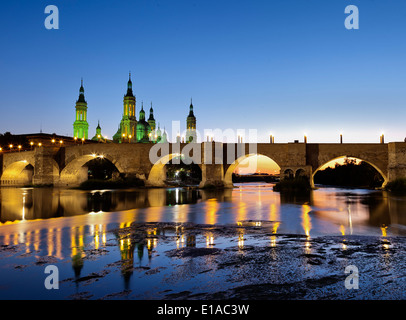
[311,156,388,188]
[147,153,202,187]
[1,160,35,186]
[59,153,123,186]
[224,153,281,187]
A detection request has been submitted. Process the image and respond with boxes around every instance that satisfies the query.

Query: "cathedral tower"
[73,79,89,140]
[113,73,137,143]
[148,102,156,132]
[186,98,197,143]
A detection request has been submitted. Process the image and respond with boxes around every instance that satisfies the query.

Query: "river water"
[0,183,405,237]
[0,182,405,300]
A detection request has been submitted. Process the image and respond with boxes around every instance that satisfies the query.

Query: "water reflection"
[0,184,406,237]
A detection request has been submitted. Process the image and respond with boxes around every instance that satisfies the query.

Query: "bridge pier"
[32,147,61,186]
[199,164,226,188]
[388,142,406,183]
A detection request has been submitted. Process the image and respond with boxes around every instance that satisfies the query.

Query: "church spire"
[188,97,194,117]
[77,78,86,103]
[125,71,134,97]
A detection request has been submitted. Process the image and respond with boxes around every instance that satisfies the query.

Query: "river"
[0,182,405,300]
[0,183,405,237]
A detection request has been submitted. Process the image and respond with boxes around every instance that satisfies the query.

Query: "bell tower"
[186,98,197,143]
[114,73,137,143]
[73,78,89,140]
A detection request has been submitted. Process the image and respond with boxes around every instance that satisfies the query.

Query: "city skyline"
[1,1,406,143]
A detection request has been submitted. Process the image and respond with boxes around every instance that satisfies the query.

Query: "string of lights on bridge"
[0,132,387,153]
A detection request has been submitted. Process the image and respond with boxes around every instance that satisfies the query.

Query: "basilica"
[73,74,197,144]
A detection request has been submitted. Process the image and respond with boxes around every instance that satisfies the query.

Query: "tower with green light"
[113,73,137,143]
[73,79,89,140]
[186,98,197,142]
[136,102,152,143]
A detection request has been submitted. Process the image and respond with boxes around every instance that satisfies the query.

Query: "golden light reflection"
[238,230,244,249]
[176,234,185,249]
[340,225,345,236]
[271,221,280,247]
[272,222,280,234]
[270,235,277,247]
[237,201,247,223]
[48,228,54,256]
[269,203,279,222]
[206,233,214,247]
[381,224,387,237]
[205,199,218,225]
[304,239,311,254]
[301,204,312,237]
[34,229,40,251]
[340,225,347,250]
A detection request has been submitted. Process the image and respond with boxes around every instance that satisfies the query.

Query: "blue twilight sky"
[1,0,406,143]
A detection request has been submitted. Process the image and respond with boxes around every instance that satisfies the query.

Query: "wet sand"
[1,221,404,300]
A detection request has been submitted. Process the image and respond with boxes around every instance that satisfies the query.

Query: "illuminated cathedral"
[73,73,197,143]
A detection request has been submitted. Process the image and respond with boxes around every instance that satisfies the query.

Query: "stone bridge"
[1,141,406,188]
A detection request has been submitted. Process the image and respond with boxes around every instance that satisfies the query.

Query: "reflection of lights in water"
[94,232,99,250]
[301,205,312,253]
[176,235,185,248]
[147,238,158,250]
[34,229,40,251]
[238,232,244,249]
[381,225,387,237]
[47,228,54,256]
[237,202,247,222]
[272,222,280,234]
[89,210,103,215]
[348,205,353,235]
[269,203,279,222]
[339,225,347,250]
[301,204,312,237]
[71,226,85,259]
[255,221,261,227]
[175,188,179,203]
[381,225,390,250]
[206,233,214,247]
[340,225,345,236]
[270,235,277,247]
[205,199,218,225]
[304,239,311,254]
[22,192,26,221]
[120,238,131,251]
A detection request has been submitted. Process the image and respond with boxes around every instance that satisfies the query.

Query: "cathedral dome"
[136,119,151,142]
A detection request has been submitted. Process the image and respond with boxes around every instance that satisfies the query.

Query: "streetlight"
[18,145,22,152]
[74,137,78,144]
[51,139,55,143]
[30,141,34,149]
[38,143,42,147]
[9,144,13,150]
[81,137,85,144]
[59,140,63,145]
